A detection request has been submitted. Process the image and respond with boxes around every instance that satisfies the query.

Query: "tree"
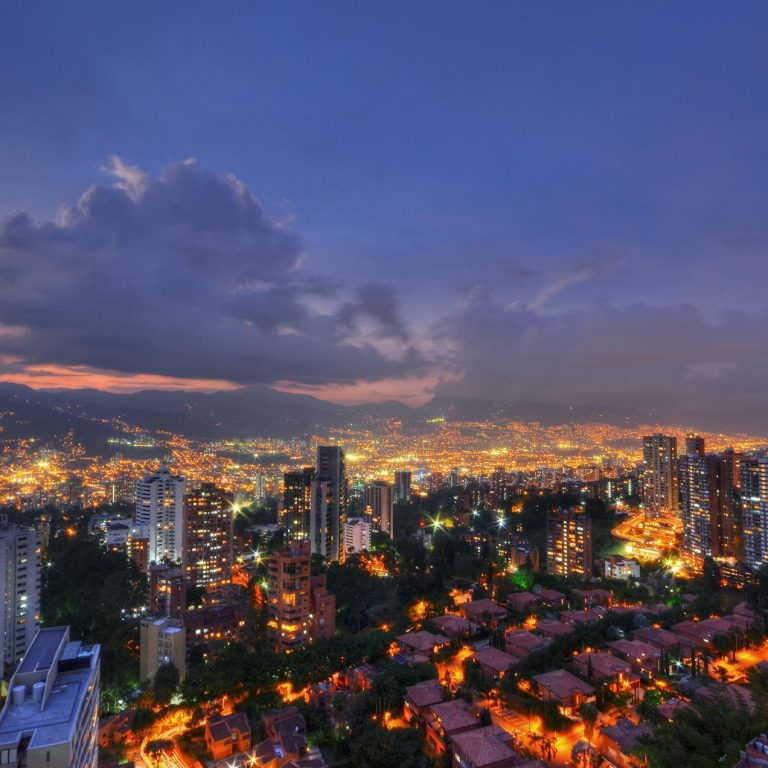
[152,662,180,706]
[350,723,429,768]
[579,702,599,741]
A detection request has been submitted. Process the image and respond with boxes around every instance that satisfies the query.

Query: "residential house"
[395,631,451,664]
[504,630,551,663]
[532,669,595,716]
[474,647,518,679]
[572,652,642,701]
[452,725,525,768]
[462,600,508,630]
[404,680,445,724]
[598,718,653,768]
[424,699,481,753]
[507,592,541,615]
[205,712,252,762]
[607,640,661,677]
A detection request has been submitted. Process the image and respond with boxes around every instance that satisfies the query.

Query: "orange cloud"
[1,363,238,393]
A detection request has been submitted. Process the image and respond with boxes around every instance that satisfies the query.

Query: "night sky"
[2,2,768,429]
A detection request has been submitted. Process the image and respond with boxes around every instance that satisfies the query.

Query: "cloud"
[0,158,426,389]
[429,289,768,431]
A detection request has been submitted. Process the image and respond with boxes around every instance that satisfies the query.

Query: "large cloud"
[429,286,768,432]
[0,158,426,386]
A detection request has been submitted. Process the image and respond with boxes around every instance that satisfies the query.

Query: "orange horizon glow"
[0,363,240,393]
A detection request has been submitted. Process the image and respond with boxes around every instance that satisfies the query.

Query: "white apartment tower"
[135,466,186,565]
[0,521,41,667]
[344,518,372,555]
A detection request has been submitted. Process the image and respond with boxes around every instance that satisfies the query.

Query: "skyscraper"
[311,446,347,562]
[741,458,768,570]
[364,480,394,537]
[135,466,186,564]
[679,437,737,566]
[183,483,234,590]
[280,467,315,541]
[546,508,592,578]
[0,626,100,768]
[0,521,41,667]
[641,434,679,517]
[393,470,412,504]
[266,541,335,653]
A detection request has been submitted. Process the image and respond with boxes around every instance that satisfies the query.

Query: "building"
[139,616,186,682]
[604,556,641,581]
[280,468,315,542]
[0,521,41,668]
[127,523,150,572]
[364,481,394,537]
[679,437,738,566]
[344,518,372,555]
[642,434,679,517]
[532,669,596,717]
[184,483,234,590]
[546,508,592,578]
[149,564,187,619]
[310,446,347,562]
[266,541,335,652]
[205,712,252,761]
[0,626,100,768]
[598,719,654,768]
[134,466,186,564]
[309,574,336,641]
[394,470,412,504]
[452,725,521,768]
[741,458,768,570]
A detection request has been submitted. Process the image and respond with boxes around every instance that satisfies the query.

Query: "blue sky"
[2,1,768,428]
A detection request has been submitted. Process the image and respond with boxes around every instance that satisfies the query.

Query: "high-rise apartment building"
[344,518,372,555]
[266,541,336,653]
[393,470,412,504]
[135,466,186,564]
[140,616,186,682]
[641,434,679,517]
[364,481,394,537]
[0,626,100,768]
[741,458,768,570]
[0,521,41,667]
[149,563,187,619]
[280,467,315,542]
[183,483,234,590]
[546,508,592,578]
[311,447,347,562]
[679,437,737,566]
[267,541,312,653]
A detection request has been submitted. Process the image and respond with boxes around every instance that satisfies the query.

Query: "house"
[346,663,377,692]
[404,679,445,723]
[535,588,567,609]
[99,710,135,748]
[571,588,613,608]
[656,699,689,723]
[560,609,604,626]
[434,614,476,640]
[205,712,252,762]
[696,683,756,715]
[253,707,309,767]
[452,725,524,768]
[395,631,451,663]
[534,619,574,640]
[572,652,642,700]
[462,600,508,629]
[632,626,694,659]
[607,639,661,677]
[474,647,518,679]
[598,718,653,768]
[507,592,541,615]
[424,699,481,753]
[671,619,732,647]
[532,669,595,716]
[504,630,551,663]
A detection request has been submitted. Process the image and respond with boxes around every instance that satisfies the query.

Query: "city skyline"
[2,3,768,432]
